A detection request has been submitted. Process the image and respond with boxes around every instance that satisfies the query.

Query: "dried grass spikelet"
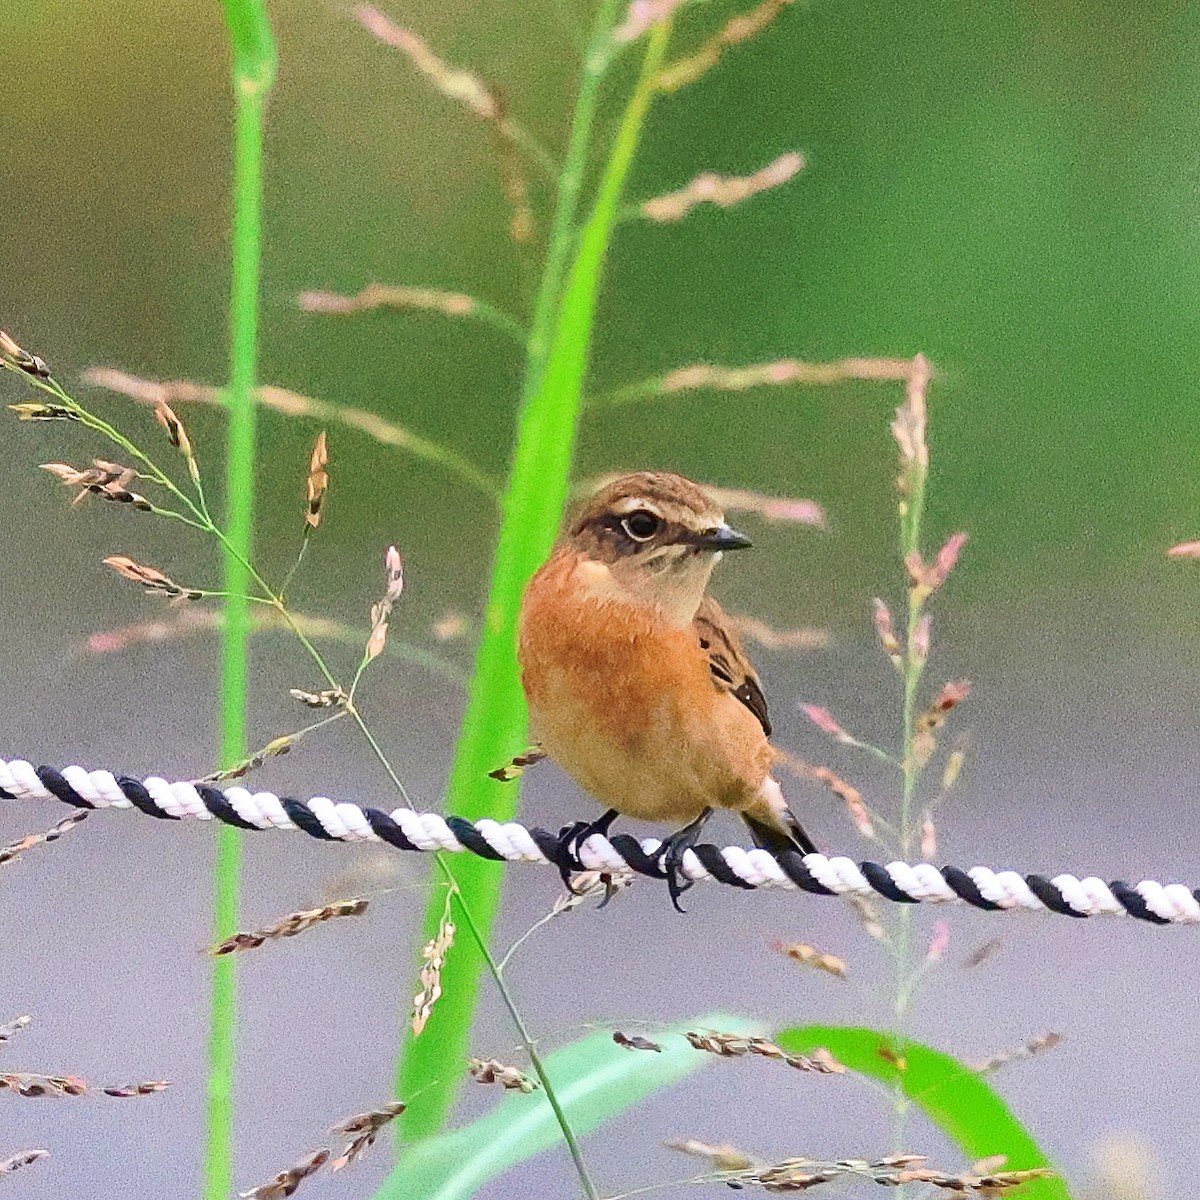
[776,749,876,841]
[912,679,972,768]
[0,1149,49,1175]
[666,1138,754,1172]
[207,899,370,956]
[655,0,799,92]
[0,810,88,867]
[101,1080,170,1097]
[411,911,455,1036]
[642,152,805,222]
[329,1100,406,1170]
[613,0,688,42]
[0,329,51,379]
[920,811,938,860]
[961,937,1003,970]
[290,687,349,709]
[9,401,77,422]
[906,531,969,601]
[468,1058,538,1093]
[659,356,912,395]
[972,1031,1063,1075]
[488,747,548,782]
[925,919,950,964]
[0,1015,32,1045]
[799,704,855,745]
[239,1149,331,1200]
[103,555,203,601]
[367,545,405,661]
[552,868,634,911]
[684,1031,845,1074]
[198,734,298,784]
[152,399,200,483]
[1168,540,1200,558]
[297,284,477,318]
[305,431,329,529]
[892,353,932,476]
[0,1073,88,1097]
[772,941,848,981]
[872,598,903,670]
[42,460,152,510]
[613,1031,663,1052]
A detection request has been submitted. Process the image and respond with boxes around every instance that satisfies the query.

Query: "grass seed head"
[239,1149,331,1199]
[411,912,455,1035]
[305,431,329,529]
[103,555,203,601]
[642,152,805,222]
[468,1058,539,1093]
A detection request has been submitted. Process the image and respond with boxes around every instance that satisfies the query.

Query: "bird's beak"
[694,523,753,551]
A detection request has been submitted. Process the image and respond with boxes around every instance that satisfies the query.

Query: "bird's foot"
[652,807,713,913]
[555,808,619,894]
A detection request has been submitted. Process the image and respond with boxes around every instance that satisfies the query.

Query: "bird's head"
[566,472,751,624]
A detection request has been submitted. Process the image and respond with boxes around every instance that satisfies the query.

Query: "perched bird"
[517,471,817,908]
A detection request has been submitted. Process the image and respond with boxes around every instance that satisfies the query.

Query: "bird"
[516,470,817,909]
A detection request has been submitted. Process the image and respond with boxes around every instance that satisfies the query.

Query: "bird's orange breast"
[518,551,771,822]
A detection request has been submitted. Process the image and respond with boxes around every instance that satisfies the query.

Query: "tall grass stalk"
[207,4,277,1200]
[396,5,673,1145]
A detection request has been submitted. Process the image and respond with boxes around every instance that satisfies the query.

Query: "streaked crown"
[567,471,751,576]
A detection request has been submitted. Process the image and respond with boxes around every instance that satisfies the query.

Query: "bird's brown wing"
[693,596,771,737]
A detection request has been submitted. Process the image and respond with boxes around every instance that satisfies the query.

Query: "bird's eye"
[621,510,660,541]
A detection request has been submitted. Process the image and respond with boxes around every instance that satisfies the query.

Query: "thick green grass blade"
[379,1015,755,1200]
[778,1026,1071,1200]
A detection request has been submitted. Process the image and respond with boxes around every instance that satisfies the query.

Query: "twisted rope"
[0,758,1194,925]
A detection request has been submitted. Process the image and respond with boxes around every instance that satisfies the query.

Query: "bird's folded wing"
[693,596,772,737]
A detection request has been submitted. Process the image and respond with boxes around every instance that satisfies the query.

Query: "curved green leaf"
[778,1025,1070,1200]
[377,1014,756,1200]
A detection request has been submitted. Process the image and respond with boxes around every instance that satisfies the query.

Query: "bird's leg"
[653,806,713,913]
[555,807,620,893]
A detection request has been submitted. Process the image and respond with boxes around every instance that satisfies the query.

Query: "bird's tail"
[742,777,818,856]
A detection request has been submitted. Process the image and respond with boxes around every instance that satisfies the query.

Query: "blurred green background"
[1,1,1197,1197]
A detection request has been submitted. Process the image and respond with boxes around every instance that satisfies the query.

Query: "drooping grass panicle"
[972,1031,1064,1076]
[654,0,798,92]
[238,1149,331,1200]
[83,366,501,499]
[102,555,204,601]
[329,1100,406,1170]
[684,1031,845,1074]
[206,899,369,956]
[41,461,153,511]
[640,151,804,222]
[411,897,455,1037]
[0,811,88,867]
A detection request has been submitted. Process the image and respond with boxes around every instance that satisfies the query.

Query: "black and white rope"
[0,757,1195,925]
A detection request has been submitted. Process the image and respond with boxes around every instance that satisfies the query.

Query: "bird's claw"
[652,807,713,913]
[555,809,619,894]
